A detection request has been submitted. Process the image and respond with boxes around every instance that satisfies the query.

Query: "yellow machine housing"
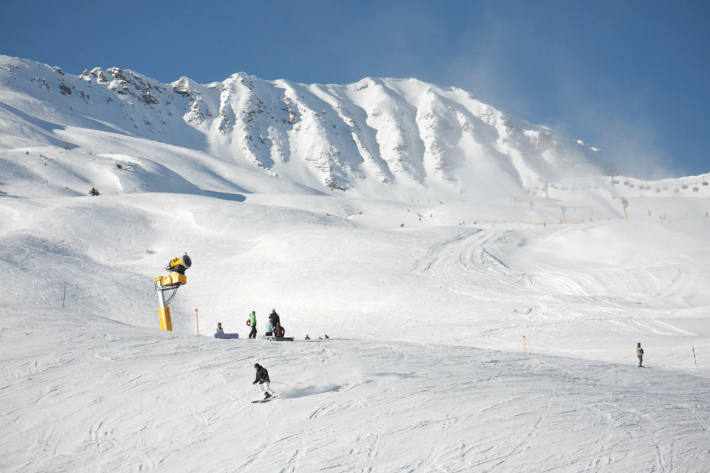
[155,273,187,288]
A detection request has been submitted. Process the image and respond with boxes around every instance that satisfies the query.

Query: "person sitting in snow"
[253,363,274,399]
[248,311,257,339]
[215,322,224,335]
[636,342,644,367]
[274,322,285,338]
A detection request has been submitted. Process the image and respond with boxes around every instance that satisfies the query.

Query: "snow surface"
[1,56,710,472]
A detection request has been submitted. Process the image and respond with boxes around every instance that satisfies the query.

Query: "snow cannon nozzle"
[165,253,191,274]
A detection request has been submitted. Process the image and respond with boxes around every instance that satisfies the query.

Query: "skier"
[248,311,257,339]
[636,342,644,367]
[253,363,274,399]
[215,322,224,335]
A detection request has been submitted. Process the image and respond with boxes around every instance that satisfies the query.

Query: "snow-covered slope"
[2,56,710,472]
[0,55,602,198]
[4,312,709,472]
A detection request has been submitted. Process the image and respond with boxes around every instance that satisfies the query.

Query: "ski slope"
[3,312,710,473]
[2,56,710,472]
[2,187,709,472]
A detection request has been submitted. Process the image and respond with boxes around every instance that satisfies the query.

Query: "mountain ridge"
[0,55,603,197]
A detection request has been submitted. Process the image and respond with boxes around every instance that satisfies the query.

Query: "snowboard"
[214,333,239,339]
[252,396,276,403]
[263,336,294,341]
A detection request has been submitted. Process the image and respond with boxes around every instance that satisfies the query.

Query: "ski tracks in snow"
[414,228,531,299]
[3,321,710,472]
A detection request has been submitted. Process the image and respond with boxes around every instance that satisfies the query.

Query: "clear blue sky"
[2,0,708,177]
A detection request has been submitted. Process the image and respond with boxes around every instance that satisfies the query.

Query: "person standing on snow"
[253,363,274,399]
[269,309,280,327]
[636,342,644,367]
[266,309,280,336]
[248,311,257,339]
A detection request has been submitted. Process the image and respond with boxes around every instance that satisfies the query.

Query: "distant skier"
[215,322,224,335]
[248,311,257,339]
[636,342,644,367]
[253,363,274,399]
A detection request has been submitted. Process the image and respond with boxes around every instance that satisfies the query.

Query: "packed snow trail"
[2,308,710,473]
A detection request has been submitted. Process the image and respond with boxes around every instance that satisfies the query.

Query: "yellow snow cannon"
[154,253,191,331]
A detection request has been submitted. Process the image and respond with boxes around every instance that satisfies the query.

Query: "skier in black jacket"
[253,363,274,399]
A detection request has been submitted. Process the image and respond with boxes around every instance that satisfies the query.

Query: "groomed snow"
[4,309,710,472]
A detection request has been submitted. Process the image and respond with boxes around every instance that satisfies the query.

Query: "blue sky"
[1,0,708,177]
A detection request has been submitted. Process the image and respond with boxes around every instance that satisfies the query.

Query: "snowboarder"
[636,342,644,367]
[253,363,274,399]
[215,322,224,335]
[248,311,257,339]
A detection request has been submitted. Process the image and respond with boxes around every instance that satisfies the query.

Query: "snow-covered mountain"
[2,56,710,472]
[0,55,603,198]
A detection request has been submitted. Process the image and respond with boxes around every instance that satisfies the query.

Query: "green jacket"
[249,312,256,326]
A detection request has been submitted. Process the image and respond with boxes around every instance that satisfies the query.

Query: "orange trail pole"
[195,308,199,336]
[523,335,526,352]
